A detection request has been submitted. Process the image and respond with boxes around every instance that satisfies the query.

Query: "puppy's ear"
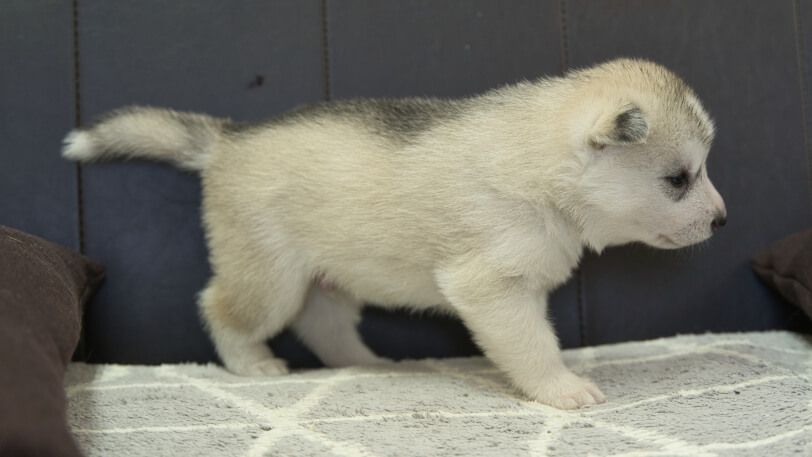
[588,104,649,150]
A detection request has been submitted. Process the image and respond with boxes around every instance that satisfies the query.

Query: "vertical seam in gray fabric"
[793,0,812,214]
[72,0,85,255]
[321,0,331,101]
[559,0,585,346]
[71,0,88,362]
[559,0,570,74]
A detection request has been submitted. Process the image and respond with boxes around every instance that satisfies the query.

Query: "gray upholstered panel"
[0,0,77,249]
[327,0,564,98]
[78,0,324,364]
[4,1,808,366]
[798,0,812,211]
[327,0,584,350]
[565,0,812,344]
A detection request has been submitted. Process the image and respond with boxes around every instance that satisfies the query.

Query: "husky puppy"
[63,58,726,409]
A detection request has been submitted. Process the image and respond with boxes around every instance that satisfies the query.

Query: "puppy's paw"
[531,371,606,410]
[368,356,395,365]
[228,357,289,377]
[360,356,396,368]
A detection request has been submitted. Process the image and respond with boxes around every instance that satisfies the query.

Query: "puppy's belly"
[327,261,447,310]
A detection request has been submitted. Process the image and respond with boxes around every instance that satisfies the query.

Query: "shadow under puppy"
[63,58,726,409]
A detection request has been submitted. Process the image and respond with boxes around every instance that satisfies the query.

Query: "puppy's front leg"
[439,272,605,409]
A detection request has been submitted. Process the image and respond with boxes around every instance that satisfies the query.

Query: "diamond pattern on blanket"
[592,378,811,445]
[582,352,785,405]
[64,331,812,457]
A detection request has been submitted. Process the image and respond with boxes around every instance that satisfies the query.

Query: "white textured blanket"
[65,331,812,457]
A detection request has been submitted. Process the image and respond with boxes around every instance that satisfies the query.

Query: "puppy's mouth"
[654,231,714,250]
[654,234,681,249]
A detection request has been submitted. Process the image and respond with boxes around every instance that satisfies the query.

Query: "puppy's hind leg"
[291,285,388,368]
[199,269,310,377]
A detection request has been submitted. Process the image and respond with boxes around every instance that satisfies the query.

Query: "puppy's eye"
[666,172,688,188]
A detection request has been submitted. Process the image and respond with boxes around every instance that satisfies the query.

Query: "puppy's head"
[567,59,726,251]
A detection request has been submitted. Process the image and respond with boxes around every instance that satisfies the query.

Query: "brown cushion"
[0,226,104,457]
[752,228,812,321]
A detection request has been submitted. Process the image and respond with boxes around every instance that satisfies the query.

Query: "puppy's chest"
[490,218,584,289]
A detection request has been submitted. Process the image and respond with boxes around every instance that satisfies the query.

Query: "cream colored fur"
[63,59,726,409]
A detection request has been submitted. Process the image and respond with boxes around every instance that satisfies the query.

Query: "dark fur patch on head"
[613,107,648,143]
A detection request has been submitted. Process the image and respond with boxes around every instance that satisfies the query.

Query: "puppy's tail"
[62,106,225,172]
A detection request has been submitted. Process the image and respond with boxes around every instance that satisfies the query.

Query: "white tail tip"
[62,130,95,161]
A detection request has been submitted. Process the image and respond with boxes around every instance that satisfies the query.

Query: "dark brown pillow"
[752,228,812,321]
[0,226,104,457]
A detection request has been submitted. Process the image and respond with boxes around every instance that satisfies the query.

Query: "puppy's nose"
[711,214,727,232]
